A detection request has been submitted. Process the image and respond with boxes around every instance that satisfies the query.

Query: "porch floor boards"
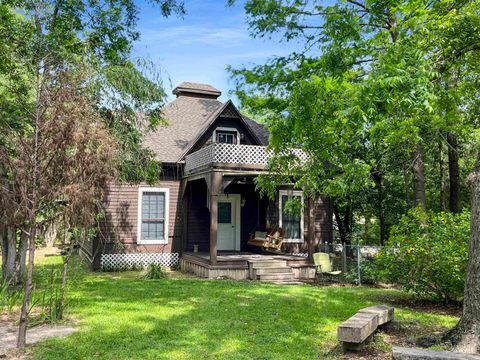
[184,251,308,262]
[180,252,315,282]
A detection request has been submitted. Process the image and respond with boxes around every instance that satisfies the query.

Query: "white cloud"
[140,25,249,48]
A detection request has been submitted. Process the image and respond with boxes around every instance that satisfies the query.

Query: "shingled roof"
[143,82,269,163]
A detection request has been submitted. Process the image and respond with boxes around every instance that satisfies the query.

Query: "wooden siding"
[185,179,210,252]
[266,191,333,253]
[93,180,182,269]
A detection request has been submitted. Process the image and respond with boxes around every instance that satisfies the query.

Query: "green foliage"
[0,281,23,313]
[230,0,480,246]
[33,266,64,324]
[377,208,470,302]
[141,264,168,280]
[0,1,184,185]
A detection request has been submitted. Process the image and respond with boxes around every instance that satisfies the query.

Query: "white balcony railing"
[184,143,308,174]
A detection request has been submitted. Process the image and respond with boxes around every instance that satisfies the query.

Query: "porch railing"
[184,143,308,174]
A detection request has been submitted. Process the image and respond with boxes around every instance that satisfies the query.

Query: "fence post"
[342,244,347,274]
[357,245,361,286]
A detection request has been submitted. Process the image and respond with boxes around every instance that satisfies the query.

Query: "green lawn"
[8,257,459,360]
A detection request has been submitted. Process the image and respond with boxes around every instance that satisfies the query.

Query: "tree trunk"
[1,227,6,279]
[447,132,460,213]
[412,145,426,209]
[372,170,386,245]
[14,230,29,286]
[2,227,17,285]
[333,204,352,245]
[18,61,41,348]
[58,251,71,320]
[439,140,447,211]
[43,221,57,247]
[17,224,36,348]
[447,159,480,353]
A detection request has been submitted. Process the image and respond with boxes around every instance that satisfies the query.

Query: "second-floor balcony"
[184,143,308,175]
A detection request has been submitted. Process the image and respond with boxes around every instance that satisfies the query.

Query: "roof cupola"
[173,82,221,99]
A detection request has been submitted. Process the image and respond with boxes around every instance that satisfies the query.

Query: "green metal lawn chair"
[313,252,342,284]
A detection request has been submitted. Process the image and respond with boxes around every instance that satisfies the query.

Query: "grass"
[3,255,459,360]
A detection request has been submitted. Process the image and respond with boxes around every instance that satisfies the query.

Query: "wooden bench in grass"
[337,305,394,351]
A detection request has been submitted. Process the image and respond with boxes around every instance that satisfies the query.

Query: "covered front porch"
[180,143,332,281]
[182,171,314,261]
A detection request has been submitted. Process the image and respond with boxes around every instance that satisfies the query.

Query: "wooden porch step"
[257,273,295,281]
[249,260,288,268]
[259,279,304,285]
[254,267,293,275]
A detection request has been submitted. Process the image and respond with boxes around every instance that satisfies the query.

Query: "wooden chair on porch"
[248,227,284,251]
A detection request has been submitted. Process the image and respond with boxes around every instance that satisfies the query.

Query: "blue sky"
[133,0,297,102]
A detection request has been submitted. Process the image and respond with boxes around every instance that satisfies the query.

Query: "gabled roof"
[177,100,265,161]
[142,82,269,163]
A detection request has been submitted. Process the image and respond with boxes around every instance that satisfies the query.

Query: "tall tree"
[231,0,480,352]
[447,132,460,213]
[449,158,480,352]
[0,0,184,286]
[229,0,440,239]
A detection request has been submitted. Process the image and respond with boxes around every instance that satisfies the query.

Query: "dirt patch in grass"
[334,318,454,359]
[0,315,76,359]
[370,294,462,317]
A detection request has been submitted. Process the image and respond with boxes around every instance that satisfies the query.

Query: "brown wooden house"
[93,82,333,281]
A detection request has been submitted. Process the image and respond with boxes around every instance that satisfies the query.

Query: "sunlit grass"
[16,256,459,360]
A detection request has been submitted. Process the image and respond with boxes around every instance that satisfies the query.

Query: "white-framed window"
[137,187,170,245]
[278,190,304,243]
[213,127,239,144]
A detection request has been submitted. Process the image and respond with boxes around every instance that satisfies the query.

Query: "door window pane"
[218,202,232,223]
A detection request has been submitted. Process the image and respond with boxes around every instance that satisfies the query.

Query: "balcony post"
[209,171,222,264]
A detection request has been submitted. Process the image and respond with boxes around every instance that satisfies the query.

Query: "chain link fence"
[317,243,396,285]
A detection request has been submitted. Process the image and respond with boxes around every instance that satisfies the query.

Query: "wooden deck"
[180,252,315,281]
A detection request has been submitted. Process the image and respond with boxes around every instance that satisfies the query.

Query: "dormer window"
[213,127,239,144]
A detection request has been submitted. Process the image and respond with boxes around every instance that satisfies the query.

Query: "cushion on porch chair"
[313,252,342,275]
[253,231,267,241]
[248,231,268,247]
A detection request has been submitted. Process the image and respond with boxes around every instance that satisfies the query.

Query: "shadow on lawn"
[30,270,386,360]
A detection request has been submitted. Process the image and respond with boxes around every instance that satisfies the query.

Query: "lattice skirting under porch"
[291,253,308,258]
[101,253,179,271]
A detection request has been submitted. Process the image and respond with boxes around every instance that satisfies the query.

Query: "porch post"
[209,171,222,264]
[308,197,316,260]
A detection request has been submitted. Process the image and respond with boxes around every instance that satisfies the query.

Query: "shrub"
[342,254,382,285]
[141,264,167,280]
[0,282,23,313]
[376,208,469,303]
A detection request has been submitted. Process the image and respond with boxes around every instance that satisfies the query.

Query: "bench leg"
[341,334,374,353]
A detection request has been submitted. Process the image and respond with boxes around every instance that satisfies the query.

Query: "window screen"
[216,131,237,144]
[281,195,302,240]
[141,192,165,240]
